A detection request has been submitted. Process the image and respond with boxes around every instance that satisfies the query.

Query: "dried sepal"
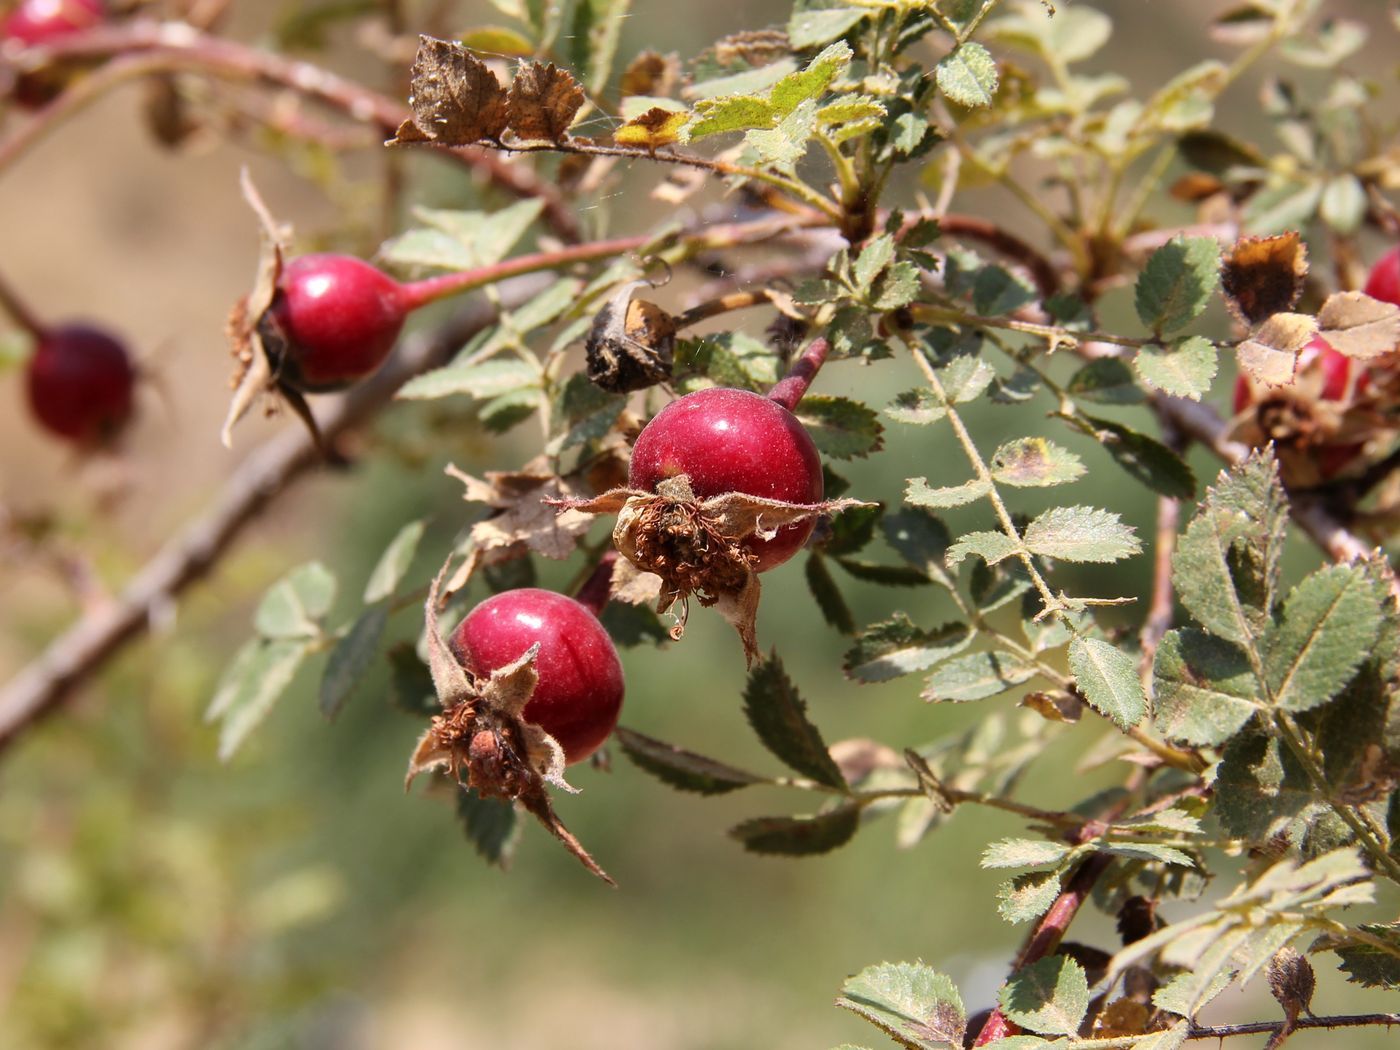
[585,279,677,393]
[395,35,509,145]
[407,558,610,882]
[506,61,585,143]
[551,476,871,664]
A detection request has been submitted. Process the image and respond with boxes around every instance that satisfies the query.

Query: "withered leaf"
[620,50,679,98]
[402,36,509,144]
[1317,291,1400,360]
[613,106,690,150]
[446,463,595,561]
[507,61,585,143]
[585,280,677,393]
[1220,232,1308,325]
[1237,311,1317,388]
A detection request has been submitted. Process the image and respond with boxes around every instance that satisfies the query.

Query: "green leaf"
[743,653,845,789]
[886,389,947,425]
[922,651,1036,702]
[788,6,869,49]
[972,266,1037,316]
[1243,178,1322,236]
[254,563,336,639]
[795,395,884,459]
[386,642,436,716]
[982,838,1073,869]
[686,94,776,139]
[990,439,1086,488]
[1069,637,1147,729]
[730,806,861,856]
[1134,236,1221,335]
[1066,359,1144,404]
[1023,506,1140,563]
[882,508,955,590]
[1135,336,1218,400]
[823,504,881,557]
[397,356,541,401]
[771,40,852,115]
[363,520,426,604]
[616,726,766,795]
[568,0,631,93]
[999,956,1089,1037]
[208,639,312,761]
[1214,730,1316,841]
[456,788,521,869]
[747,97,819,172]
[1153,968,1235,1018]
[852,235,896,292]
[807,554,856,635]
[936,42,999,107]
[997,870,1063,925]
[837,559,933,587]
[837,961,966,1050]
[842,617,971,683]
[1152,629,1260,745]
[946,531,1020,568]
[318,606,388,719]
[1073,415,1196,500]
[1099,842,1195,868]
[1173,451,1287,646]
[938,353,997,403]
[413,199,544,267]
[598,601,668,648]
[905,476,990,509]
[1263,565,1384,713]
[1332,922,1400,989]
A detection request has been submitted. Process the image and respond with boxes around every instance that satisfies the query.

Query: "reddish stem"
[395,236,650,313]
[573,549,618,618]
[0,267,49,340]
[767,337,829,412]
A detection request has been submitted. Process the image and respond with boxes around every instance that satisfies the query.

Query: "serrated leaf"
[686,94,776,139]
[998,870,1062,924]
[807,554,856,635]
[1069,637,1147,729]
[1152,629,1260,745]
[939,354,997,403]
[843,617,971,683]
[364,520,425,604]
[1317,291,1400,360]
[771,40,851,115]
[882,509,955,590]
[1214,730,1315,841]
[397,356,540,401]
[747,97,818,171]
[1237,312,1316,387]
[946,531,1020,568]
[1023,506,1140,564]
[796,396,884,459]
[254,563,336,639]
[922,650,1036,702]
[506,61,585,142]
[1067,359,1144,405]
[990,439,1086,487]
[744,654,846,789]
[1243,178,1323,236]
[210,639,312,761]
[886,389,947,425]
[1135,337,1218,400]
[905,476,991,509]
[1082,417,1196,500]
[837,961,966,1050]
[1135,237,1221,335]
[973,266,1037,316]
[616,726,765,795]
[457,787,521,868]
[982,838,1073,869]
[836,559,933,587]
[1264,565,1383,712]
[1332,923,1400,989]
[788,6,869,49]
[731,806,861,855]
[386,642,437,715]
[999,956,1089,1037]
[319,606,388,719]
[1100,842,1195,867]
[1153,968,1235,1018]
[937,42,998,107]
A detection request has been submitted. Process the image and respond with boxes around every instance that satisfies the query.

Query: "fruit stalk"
[766,336,829,412]
[572,549,618,618]
[0,266,49,339]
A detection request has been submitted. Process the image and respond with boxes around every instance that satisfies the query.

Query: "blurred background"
[0,1,1397,1047]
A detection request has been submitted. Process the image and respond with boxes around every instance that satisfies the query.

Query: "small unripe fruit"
[267,254,408,392]
[1364,246,1400,309]
[628,387,824,571]
[25,323,136,444]
[450,588,624,765]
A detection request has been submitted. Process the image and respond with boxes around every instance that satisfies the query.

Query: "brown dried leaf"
[585,281,676,393]
[1021,690,1084,723]
[613,106,689,150]
[507,61,585,143]
[829,738,902,787]
[1220,232,1307,325]
[401,36,510,144]
[1237,311,1317,387]
[1317,291,1400,360]
[620,50,679,98]
[448,465,596,560]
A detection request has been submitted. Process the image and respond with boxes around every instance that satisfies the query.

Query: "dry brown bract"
[405,561,613,884]
[551,475,871,665]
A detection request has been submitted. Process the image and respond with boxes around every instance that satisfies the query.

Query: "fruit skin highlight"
[267,254,409,393]
[449,588,624,765]
[25,323,136,444]
[2,0,106,107]
[628,388,824,571]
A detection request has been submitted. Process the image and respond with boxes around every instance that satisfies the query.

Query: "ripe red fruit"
[267,254,408,392]
[450,588,623,765]
[1364,246,1400,308]
[25,323,136,444]
[1,0,102,45]
[628,387,824,571]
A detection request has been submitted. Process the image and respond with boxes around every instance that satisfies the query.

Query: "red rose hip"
[1364,246,1400,308]
[628,387,824,571]
[1,0,103,45]
[450,588,623,765]
[268,253,408,392]
[25,323,136,444]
